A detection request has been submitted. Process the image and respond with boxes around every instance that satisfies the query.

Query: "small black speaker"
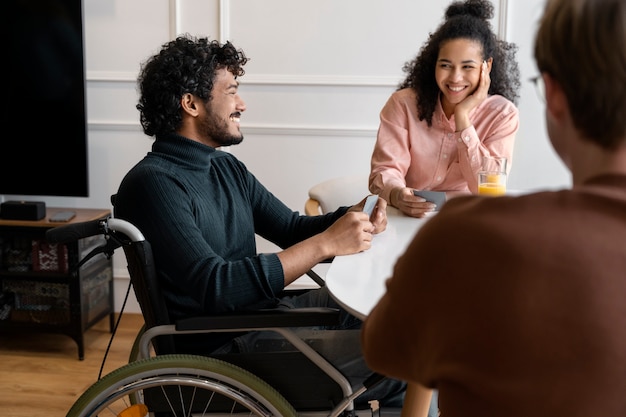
[0,201,46,220]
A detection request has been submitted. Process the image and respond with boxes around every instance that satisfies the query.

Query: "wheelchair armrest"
[175,307,341,331]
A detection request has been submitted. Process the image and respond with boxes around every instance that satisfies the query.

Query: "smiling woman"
[368,0,521,217]
[435,40,491,119]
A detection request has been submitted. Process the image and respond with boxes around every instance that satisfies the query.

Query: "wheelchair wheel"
[127,323,146,363]
[67,354,297,417]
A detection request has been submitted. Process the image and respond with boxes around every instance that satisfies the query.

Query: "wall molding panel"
[242,125,377,137]
[89,121,141,131]
[88,120,376,138]
[242,74,399,88]
[498,0,509,40]
[87,71,398,88]
[87,72,137,83]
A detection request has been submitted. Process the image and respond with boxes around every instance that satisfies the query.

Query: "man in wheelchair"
[114,34,437,415]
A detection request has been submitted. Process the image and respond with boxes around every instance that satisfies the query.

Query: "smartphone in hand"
[363,195,379,217]
[413,190,446,210]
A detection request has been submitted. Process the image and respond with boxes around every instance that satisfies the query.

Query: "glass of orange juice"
[477,156,507,196]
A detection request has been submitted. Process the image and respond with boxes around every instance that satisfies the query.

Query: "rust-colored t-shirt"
[362,174,626,417]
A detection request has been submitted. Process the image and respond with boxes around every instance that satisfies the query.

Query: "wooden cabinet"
[0,208,114,360]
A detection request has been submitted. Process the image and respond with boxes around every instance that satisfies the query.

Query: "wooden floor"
[0,313,144,417]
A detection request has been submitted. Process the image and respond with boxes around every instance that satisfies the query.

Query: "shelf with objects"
[0,208,114,360]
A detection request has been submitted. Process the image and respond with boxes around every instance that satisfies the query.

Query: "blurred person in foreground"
[362,0,626,415]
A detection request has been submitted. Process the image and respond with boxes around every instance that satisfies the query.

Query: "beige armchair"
[304,174,370,215]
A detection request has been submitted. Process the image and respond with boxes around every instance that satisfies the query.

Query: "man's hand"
[350,195,388,234]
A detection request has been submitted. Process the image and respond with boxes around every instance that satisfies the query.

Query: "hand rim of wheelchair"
[66,354,297,417]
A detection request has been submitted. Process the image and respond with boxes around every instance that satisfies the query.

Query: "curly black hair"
[136,34,249,137]
[399,0,520,127]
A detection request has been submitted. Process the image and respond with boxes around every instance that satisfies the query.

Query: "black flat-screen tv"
[1,0,89,197]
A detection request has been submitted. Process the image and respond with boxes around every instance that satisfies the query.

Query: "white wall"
[504,0,570,189]
[2,0,566,313]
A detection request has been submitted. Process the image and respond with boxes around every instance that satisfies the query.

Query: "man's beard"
[214,132,243,147]
[202,111,244,147]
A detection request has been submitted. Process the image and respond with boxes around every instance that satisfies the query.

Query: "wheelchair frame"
[47,216,401,417]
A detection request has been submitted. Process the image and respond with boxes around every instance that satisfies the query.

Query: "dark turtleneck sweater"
[115,134,347,351]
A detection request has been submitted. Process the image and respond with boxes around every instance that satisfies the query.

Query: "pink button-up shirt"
[369,88,519,200]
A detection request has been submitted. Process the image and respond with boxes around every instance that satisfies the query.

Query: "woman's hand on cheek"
[455,61,491,129]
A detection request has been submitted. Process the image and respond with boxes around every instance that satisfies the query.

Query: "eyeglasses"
[529,75,545,102]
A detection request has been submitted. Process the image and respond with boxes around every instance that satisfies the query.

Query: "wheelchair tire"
[66,354,297,417]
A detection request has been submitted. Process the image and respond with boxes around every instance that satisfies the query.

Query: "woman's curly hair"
[399,0,521,126]
[136,34,249,137]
